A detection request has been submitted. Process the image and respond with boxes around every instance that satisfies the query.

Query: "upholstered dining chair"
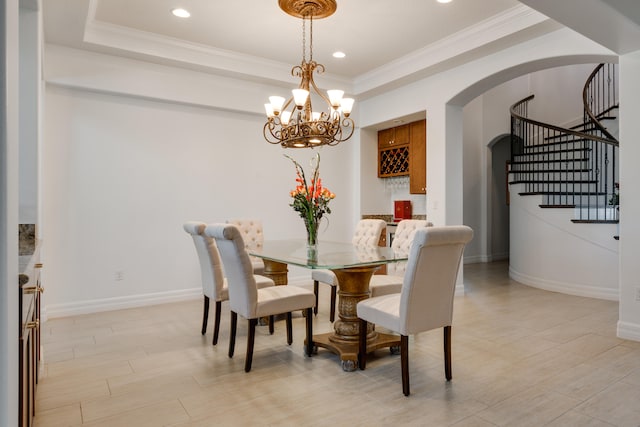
[357,226,473,396]
[183,221,274,346]
[312,218,386,322]
[205,223,315,372]
[227,219,265,275]
[368,220,432,298]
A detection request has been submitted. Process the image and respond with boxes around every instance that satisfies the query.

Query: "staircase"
[509,64,619,228]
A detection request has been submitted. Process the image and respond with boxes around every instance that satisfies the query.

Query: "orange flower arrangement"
[286,153,335,247]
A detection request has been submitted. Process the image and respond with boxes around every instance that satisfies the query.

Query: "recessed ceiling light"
[171,8,191,18]
[332,51,346,59]
[437,0,452,3]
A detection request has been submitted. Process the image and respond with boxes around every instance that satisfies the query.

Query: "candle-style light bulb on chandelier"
[263,0,355,148]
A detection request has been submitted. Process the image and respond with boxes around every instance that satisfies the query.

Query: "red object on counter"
[394,200,412,221]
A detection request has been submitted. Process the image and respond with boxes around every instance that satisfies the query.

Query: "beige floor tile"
[538,362,627,401]
[82,399,189,427]
[575,381,640,426]
[34,403,83,427]
[34,262,640,426]
[80,374,202,423]
[476,386,581,427]
[36,379,110,412]
[545,410,616,427]
[451,416,499,427]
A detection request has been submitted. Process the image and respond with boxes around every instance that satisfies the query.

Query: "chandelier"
[263,0,355,148]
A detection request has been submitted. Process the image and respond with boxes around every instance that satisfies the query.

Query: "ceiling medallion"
[263,0,355,148]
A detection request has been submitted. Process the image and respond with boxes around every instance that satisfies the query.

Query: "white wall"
[528,64,598,125]
[18,4,39,223]
[41,48,359,317]
[510,184,618,300]
[618,49,640,341]
[1,0,20,425]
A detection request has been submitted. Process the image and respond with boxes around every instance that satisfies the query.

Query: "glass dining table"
[249,239,407,371]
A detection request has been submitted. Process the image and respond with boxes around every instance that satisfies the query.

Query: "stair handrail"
[583,63,619,144]
[510,95,619,147]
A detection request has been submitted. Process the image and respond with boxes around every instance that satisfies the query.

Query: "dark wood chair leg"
[228,311,237,358]
[201,296,210,335]
[212,301,221,345]
[358,319,367,370]
[245,319,257,372]
[401,335,410,396]
[330,286,337,323]
[444,325,452,381]
[305,308,313,356]
[286,312,293,345]
[313,280,319,315]
[269,315,274,335]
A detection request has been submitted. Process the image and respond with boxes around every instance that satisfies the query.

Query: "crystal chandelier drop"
[263,0,355,148]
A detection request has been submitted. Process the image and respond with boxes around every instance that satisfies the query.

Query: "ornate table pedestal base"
[262,259,288,286]
[312,265,401,371]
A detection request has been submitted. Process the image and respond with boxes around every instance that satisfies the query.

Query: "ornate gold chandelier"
[263,0,355,148]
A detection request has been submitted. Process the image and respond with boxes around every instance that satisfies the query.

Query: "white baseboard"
[464,253,509,264]
[509,267,619,301]
[44,288,202,319]
[617,321,640,342]
[43,275,315,320]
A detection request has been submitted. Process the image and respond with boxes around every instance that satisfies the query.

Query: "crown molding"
[354,5,550,96]
[83,1,352,91]
[82,2,548,97]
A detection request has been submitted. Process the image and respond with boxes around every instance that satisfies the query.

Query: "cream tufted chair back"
[351,219,386,247]
[227,219,265,275]
[387,220,432,276]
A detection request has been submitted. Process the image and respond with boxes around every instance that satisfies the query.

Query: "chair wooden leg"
[444,325,452,381]
[269,315,275,335]
[286,312,293,345]
[201,296,210,335]
[313,280,319,315]
[358,319,367,370]
[228,311,237,358]
[305,308,313,357]
[212,301,221,345]
[245,319,257,372]
[401,335,410,396]
[330,285,337,323]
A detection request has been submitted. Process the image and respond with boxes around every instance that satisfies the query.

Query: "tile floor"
[34,261,640,426]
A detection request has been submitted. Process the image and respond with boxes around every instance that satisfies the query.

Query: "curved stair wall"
[509,183,619,300]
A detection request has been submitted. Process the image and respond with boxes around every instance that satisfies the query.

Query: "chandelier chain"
[310,15,313,62]
[301,16,306,63]
[301,14,314,63]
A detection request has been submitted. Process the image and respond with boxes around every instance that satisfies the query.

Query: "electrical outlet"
[115,271,124,281]
[636,287,640,302]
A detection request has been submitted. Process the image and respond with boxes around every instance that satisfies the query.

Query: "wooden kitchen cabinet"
[19,251,42,427]
[409,119,426,194]
[378,119,426,191]
[378,124,409,149]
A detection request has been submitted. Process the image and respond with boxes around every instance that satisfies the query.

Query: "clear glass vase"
[305,219,318,261]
